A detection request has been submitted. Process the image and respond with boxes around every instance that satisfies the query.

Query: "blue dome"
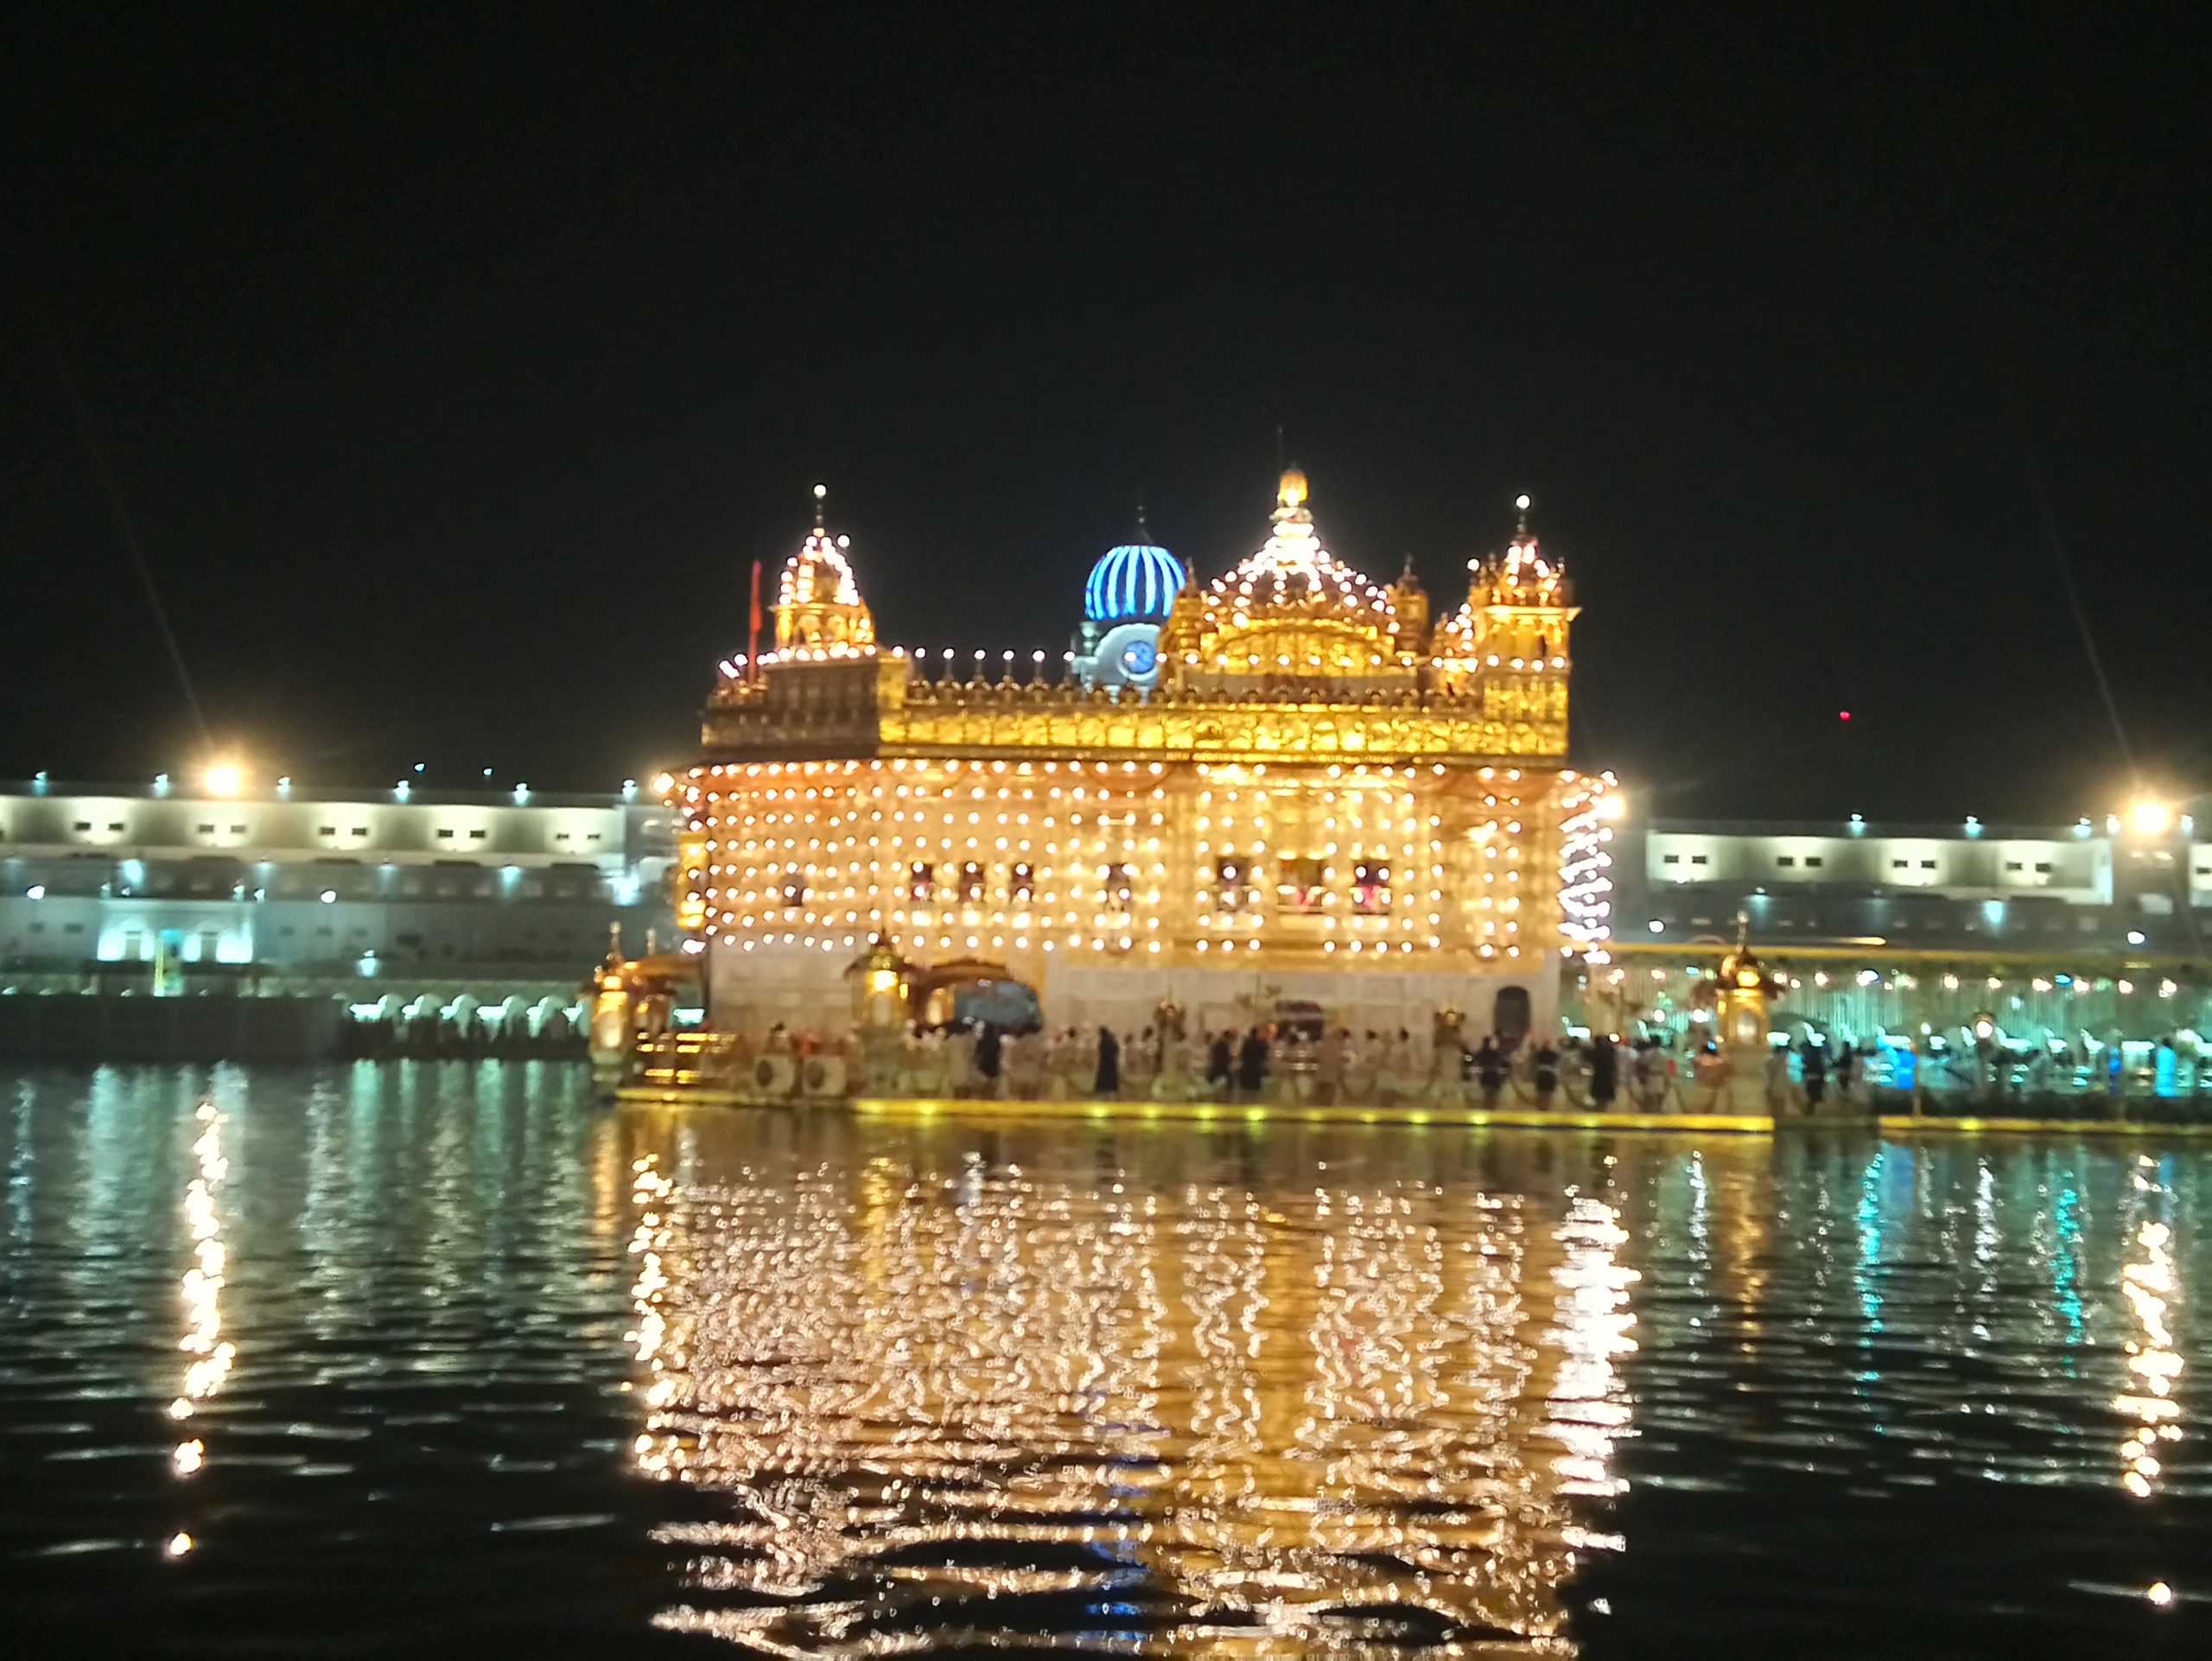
[1084,542,1186,624]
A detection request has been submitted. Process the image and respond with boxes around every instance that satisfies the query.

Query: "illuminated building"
[674,473,1618,1037]
[0,780,674,997]
[1618,812,2210,950]
[1588,807,2212,1057]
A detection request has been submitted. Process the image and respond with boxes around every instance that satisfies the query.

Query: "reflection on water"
[609,1115,2209,1655]
[2116,1155,2183,1500]
[0,1066,2209,1655]
[625,1130,1630,1654]
[1547,1197,1637,1502]
[166,1100,228,1529]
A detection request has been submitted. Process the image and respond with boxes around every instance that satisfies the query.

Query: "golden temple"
[670,471,1616,1039]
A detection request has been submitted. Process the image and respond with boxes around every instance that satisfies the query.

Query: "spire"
[1167,463,1406,684]
[1389,550,1431,653]
[1198,467,1389,622]
[1720,910,1764,988]
[1496,492,1560,592]
[1134,491,1149,541]
[773,483,875,659]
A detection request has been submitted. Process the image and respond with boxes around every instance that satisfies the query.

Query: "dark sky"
[3,6,2205,819]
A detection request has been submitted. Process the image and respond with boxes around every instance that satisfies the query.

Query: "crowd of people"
[820,1021,1859,1111]
[905,1021,1285,1103]
[662,1014,2206,1112]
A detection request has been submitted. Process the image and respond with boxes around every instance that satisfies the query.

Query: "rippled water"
[1,1065,2205,1656]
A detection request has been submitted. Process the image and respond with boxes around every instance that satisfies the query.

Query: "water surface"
[0,1064,2204,1656]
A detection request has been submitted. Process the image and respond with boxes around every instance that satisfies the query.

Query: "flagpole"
[747,559,763,684]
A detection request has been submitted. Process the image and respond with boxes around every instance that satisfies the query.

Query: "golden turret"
[1433,495,1579,735]
[1160,466,1413,689]
[1389,553,1431,656]
[772,483,877,659]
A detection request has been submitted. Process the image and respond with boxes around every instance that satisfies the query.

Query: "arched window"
[1353,862,1391,914]
[1491,985,1532,1047]
[1214,857,1250,913]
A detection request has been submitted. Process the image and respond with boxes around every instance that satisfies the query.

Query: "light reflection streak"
[621,1132,1636,1654]
[626,1155,677,1483]
[2114,1193,2182,1500]
[1686,1150,1709,1259]
[169,1102,231,1524]
[1853,1151,1886,1330]
[2049,1181,2085,1344]
[6,1079,30,1251]
[1544,1196,1638,1499]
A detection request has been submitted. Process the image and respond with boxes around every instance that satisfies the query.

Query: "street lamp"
[2128,799,2175,837]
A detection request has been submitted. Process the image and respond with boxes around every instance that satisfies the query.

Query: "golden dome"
[1159,469,1409,684]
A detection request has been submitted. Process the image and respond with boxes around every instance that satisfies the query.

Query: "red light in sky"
[1838,710,1853,722]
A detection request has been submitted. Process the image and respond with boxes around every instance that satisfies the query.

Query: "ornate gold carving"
[703,665,1568,762]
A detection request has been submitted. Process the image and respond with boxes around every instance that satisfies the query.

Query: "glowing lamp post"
[846,936,912,1032]
[2128,799,2175,838]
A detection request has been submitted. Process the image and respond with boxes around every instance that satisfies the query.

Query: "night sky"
[4,8,2205,820]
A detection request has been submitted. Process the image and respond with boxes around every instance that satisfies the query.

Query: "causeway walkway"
[617,1086,2212,1137]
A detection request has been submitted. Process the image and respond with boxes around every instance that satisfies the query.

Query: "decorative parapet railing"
[702,657,1569,762]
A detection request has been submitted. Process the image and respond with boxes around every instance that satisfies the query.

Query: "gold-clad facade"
[674,473,1614,1036]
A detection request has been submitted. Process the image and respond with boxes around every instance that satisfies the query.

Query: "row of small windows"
[1658,910,2112,935]
[52,821,601,846]
[776,861,1053,910]
[1219,857,1394,914]
[775,857,1398,916]
[5,925,605,959]
[341,826,604,843]
[1666,852,2058,875]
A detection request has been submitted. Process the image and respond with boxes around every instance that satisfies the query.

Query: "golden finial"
[1277,466,1309,512]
